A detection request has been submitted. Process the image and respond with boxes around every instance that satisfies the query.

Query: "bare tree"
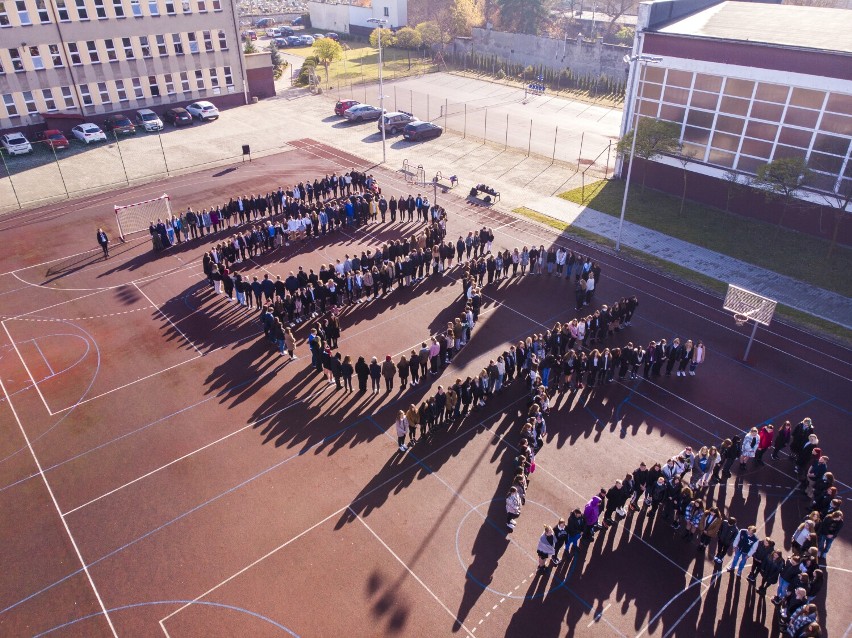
[820,181,852,258]
[602,0,638,37]
[674,148,698,216]
[754,157,812,235]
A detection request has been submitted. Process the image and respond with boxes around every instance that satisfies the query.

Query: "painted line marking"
[133,282,202,355]
[32,339,56,377]
[588,603,612,627]
[2,320,54,416]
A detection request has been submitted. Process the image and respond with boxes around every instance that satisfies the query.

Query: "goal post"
[114,193,172,241]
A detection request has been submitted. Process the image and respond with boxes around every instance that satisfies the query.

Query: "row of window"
[0,31,229,74]
[1,66,234,117]
[0,0,221,27]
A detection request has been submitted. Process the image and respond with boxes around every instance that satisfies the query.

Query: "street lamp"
[368,17,388,164]
[615,53,662,252]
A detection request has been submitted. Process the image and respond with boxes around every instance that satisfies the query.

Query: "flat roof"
[656,1,852,54]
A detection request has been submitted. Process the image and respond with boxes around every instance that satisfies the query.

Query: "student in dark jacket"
[354,356,370,393]
[747,538,776,582]
[714,516,739,565]
[369,356,382,394]
[565,509,586,555]
[551,518,570,565]
[758,550,784,595]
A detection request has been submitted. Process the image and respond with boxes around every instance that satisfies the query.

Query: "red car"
[36,129,70,150]
[334,99,359,116]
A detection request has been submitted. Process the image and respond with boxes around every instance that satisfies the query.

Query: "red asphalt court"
[0,140,849,638]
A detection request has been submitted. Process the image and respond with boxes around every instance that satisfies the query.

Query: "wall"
[245,52,275,100]
[452,28,630,81]
[307,1,351,33]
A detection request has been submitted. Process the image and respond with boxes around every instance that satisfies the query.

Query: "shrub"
[496,68,506,80]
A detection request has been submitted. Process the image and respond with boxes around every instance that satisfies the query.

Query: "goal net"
[114,193,172,241]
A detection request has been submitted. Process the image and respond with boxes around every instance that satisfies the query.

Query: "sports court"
[0,140,849,637]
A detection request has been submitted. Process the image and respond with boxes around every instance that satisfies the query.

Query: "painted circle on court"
[455,497,571,599]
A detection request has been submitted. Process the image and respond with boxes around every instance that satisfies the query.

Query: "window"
[86,40,100,63]
[179,70,189,92]
[115,78,127,100]
[209,67,218,88]
[188,32,198,53]
[16,0,30,24]
[36,0,49,22]
[29,45,44,69]
[0,58,4,73]
[113,0,124,17]
[79,83,93,106]
[132,76,143,98]
[130,0,140,15]
[67,42,81,65]
[383,6,388,16]
[75,0,88,19]
[22,91,37,114]
[181,0,189,12]
[104,38,117,61]
[164,0,173,13]
[94,0,106,18]
[61,85,75,108]
[98,81,110,103]
[148,74,160,96]
[224,66,233,88]
[0,1,9,26]
[55,0,69,20]
[197,0,204,11]
[156,33,166,55]
[217,29,227,50]
[211,0,219,9]
[3,93,18,117]
[164,72,174,94]
[195,69,203,89]
[49,43,63,66]
[148,0,157,15]
[10,47,24,71]
[122,37,134,58]
[42,88,57,111]
[172,33,183,54]
[140,35,150,57]
[203,30,212,52]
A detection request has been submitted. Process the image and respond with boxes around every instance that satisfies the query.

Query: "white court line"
[0,375,119,637]
[588,602,612,627]
[350,507,477,638]
[63,389,323,515]
[32,339,55,377]
[133,282,202,355]
[2,321,54,416]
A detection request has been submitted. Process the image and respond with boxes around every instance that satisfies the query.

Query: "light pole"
[368,17,388,164]
[615,53,662,252]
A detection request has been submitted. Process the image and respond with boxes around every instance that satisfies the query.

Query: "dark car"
[325,32,340,41]
[163,107,193,127]
[334,99,360,116]
[279,26,294,36]
[403,121,443,141]
[103,114,136,135]
[291,16,303,25]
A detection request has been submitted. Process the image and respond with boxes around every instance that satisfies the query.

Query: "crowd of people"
[512,412,843,638]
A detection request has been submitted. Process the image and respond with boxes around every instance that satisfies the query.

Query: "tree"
[674,148,697,216]
[754,157,812,233]
[268,42,288,81]
[722,169,748,213]
[312,37,343,84]
[497,0,552,34]
[612,26,634,46]
[416,20,449,52]
[616,118,681,191]
[394,27,422,70]
[243,39,257,54]
[602,0,638,37]
[819,180,852,259]
[369,27,396,49]
[449,0,483,36]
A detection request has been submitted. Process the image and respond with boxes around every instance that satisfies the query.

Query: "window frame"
[67,42,82,65]
[122,36,134,59]
[61,85,75,108]
[113,0,124,17]
[9,47,24,72]
[86,40,100,63]
[104,38,117,61]
[55,0,69,20]
[29,45,44,70]
[16,0,31,24]
[79,83,93,106]
[97,81,111,104]
[172,32,183,55]
[75,0,88,20]
[148,74,160,97]
[188,32,198,54]
[42,87,57,111]
[115,78,128,101]
[93,0,106,18]
[22,90,38,115]
[3,93,19,117]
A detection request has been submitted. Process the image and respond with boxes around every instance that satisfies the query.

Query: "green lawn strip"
[512,207,851,345]
[558,180,852,299]
[288,44,436,86]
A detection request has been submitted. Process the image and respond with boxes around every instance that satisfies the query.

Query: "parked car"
[284,35,302,46]
[343,104,384,122]
[403,121,444,141]
[291,16,303,25]
[162,107,193,127]
[35,129,70,150]
[273,37,289,48]
[71,123,107,144]
[325,32,340,41]
[334,99,360,116]
[255,17,276,28]
[242,30,257,41]
[1,132,33,155]
[267,27,282,38]
[134,108,164,132]
[279,26,294,36]
[103,113,136,135]
[186,101,220,121]
[379,111,418,135]
[298,35,314,46]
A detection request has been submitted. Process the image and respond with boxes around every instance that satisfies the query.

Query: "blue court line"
[33,599,299,637]
[614,403,707,447]
[755,397,817,426]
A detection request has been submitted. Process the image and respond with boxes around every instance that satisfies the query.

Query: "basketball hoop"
[733,313,749,327]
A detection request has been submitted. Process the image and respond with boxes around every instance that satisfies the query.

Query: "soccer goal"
[114,193,172,241]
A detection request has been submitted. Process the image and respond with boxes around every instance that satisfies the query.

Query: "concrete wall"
[308,2,352,33]
[245,52,275,100]
[453,28,630,81]
[309,0,407,32]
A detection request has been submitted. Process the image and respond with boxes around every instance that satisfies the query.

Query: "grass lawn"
[559,180,852,299]
[513,206,851,344]
[285,42,436,88]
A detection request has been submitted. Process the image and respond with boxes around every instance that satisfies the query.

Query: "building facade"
[0,0,248,133]
[619,0,852,241]
[308,0,407,36]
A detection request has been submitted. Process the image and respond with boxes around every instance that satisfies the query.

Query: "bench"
[469,184,500,204]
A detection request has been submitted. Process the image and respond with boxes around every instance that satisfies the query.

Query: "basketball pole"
[743,319,759,362]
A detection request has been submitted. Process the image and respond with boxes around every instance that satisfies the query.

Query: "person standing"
[755,424,774,465]
[817,510,844,559]
[565,509,586,556]
[341,355,354,392]
[772,420,792,461]
[96,228,110,259]
[551,518,569,565]
[536,525,556,570]
[381,355,396,393]
[394,410,409,452]
[728,525,760,577]
[714,516,738,565]
[506,487,522,529]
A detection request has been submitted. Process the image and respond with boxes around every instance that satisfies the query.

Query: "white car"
[186,101,219,121]
[134,108,164,132]
[71,123,107,144]
[1,132,33,155]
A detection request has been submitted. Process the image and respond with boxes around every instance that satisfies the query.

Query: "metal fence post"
[410,89,413,115]
[444,98,448,130]
[552,125,558,163]
[427,93,430,122]
[0,152,21,209]
[605,141,612,179]
[484,108,488,143]
[505,113,509,149]
[158,131,170,176]
[577,131,585,170]
[394,86,397,111]
[463,103,467,138]
[528,119,532,156]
